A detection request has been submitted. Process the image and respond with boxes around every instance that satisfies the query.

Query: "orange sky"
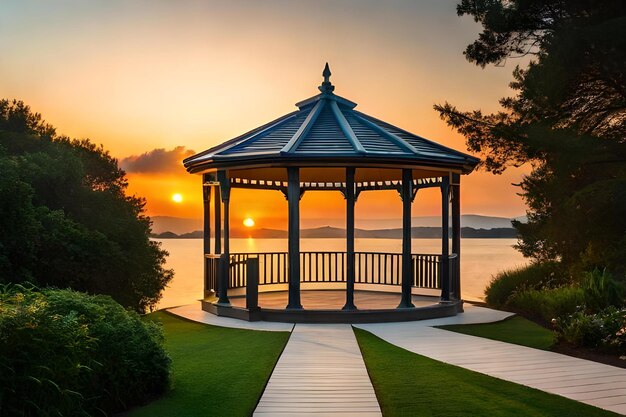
[1,0,529,228]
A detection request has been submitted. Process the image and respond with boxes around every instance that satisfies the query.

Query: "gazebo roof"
[184,64,479,174]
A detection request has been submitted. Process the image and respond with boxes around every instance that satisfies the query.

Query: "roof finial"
[323,63,331,82]
[319,62,335,93]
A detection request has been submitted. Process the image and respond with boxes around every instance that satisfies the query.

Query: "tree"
[0,99,173,311]
[435,1,626,276]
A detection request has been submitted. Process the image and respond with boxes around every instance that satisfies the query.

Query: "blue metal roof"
[184,64,479,173]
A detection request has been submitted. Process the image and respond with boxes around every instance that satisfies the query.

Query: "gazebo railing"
[356,252,399,285]
[206,251,447,293]
[302,251,346,283]
[412,254,442,288]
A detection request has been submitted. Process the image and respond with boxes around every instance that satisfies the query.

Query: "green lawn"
[354,327,618,417]
[437,316,556,350]
[125,311,290,417]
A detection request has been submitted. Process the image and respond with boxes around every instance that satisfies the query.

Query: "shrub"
[506,286,585,323]
[485,262,564,308]
[555,307,626,354]
[580,269,626,311]
[0,284,170,416]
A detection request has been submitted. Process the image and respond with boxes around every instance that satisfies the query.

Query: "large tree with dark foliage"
[0,99,173,311]
[436,0,626,275]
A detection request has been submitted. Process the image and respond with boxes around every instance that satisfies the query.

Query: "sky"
[1,0,530,230]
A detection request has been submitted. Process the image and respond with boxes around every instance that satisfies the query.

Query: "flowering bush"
[555,306,626,356]
[609,321,626,358]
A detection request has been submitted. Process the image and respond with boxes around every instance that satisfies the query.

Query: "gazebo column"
[343,167,357,310]
[440,175,451,302]
[451,173,461,299]
[398,169,415,308]
[202,175,212,296]
[214,183,222,255]
[202,175,212,255]
[216,170,230,305]
[286,167,303,309]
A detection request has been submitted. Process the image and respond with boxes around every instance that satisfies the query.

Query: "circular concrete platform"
[202,290,463,323]
[229,289,435,310]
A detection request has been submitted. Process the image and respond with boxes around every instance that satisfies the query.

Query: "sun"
[243,217,255,228]
[171,193,183,203]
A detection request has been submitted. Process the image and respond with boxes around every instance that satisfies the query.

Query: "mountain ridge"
[151,225,518,239]
[150,214,526,234]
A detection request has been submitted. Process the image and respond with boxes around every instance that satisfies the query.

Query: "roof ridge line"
[329,100,366,154]
[280,99,325,154]
[352,112,420,155]
[354,110,480,163]
[184,111,299,165]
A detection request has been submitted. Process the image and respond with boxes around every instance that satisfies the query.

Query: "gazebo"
[184,64,479,323]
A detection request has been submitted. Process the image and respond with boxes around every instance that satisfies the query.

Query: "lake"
[154,238,527,309]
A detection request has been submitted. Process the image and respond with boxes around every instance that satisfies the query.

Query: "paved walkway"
[254,324,381,416]
[356,316,626,415]
[167,304,293,331]
[168,303,626,416]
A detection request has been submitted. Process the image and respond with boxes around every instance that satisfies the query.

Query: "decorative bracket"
[339,184,356,199]
[280,188,305,201]
[340,188,361,202]
[440,176,451,204]
[217,170,231,202]
[203,172,218,183]
[397,183,418,203]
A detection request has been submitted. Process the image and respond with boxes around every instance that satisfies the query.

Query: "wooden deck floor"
[356,320,626,415]
[229,289,437,310]
[254,324,382,416]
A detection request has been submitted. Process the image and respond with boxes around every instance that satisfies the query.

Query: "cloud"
[119,146,195,174]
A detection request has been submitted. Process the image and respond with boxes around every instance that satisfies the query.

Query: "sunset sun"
[243,217,255,228]
[171,193,183,203]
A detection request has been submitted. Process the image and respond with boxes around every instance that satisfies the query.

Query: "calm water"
[155,238,526,309]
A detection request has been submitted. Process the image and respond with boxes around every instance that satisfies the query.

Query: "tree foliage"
[0,99,173,311]
[436,1,626,275]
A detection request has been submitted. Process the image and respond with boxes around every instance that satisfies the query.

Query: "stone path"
[356,317,626,415]
[254,323,382,416]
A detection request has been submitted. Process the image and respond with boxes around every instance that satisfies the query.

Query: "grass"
[354,327,618,417]
[124,311,290,417]
[437,316,556,350]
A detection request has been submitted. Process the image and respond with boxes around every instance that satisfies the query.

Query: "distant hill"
[354,214,523,230]
[150,214,526,235]
[179,231,203,238]
[151,226,518,239]
[150,216,202,234]
[154,231,179,239]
